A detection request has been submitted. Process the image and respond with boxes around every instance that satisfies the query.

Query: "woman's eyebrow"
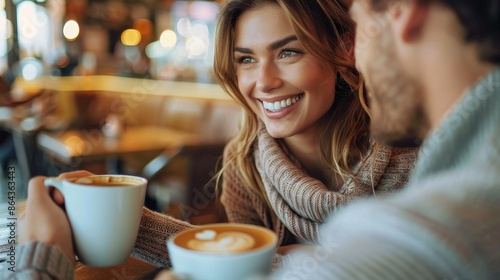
[267,35,298,51]
[234,35,298,54]
[234,47,252,54]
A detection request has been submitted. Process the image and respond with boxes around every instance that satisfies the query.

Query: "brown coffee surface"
[174,225,275,254]
[71,176,142,186]
[187,231,255,253]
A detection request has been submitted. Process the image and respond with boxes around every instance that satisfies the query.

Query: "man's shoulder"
[320,162,500,244]
[325,161,500,231]
[410,161,500,194]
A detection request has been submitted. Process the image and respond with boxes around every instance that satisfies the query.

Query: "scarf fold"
[254,124,392,242]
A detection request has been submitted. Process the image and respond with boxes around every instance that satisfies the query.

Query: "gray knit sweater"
[221,133,418,246]
[272,68,500,279]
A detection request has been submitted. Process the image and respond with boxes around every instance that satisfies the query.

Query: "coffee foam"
[74,177,93,184]
[173,225,276,255]
[187,230,255,253]
[72,176,142,186]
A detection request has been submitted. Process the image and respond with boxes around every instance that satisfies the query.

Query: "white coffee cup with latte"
[44,174,147,267]
[167,223,278,280]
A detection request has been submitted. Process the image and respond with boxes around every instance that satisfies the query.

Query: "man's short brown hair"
[368,0,500,63]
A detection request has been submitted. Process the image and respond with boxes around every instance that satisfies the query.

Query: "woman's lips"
[260,93,304,119]
[261,93,304,112]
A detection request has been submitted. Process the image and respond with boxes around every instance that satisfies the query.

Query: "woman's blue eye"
[238,57,254,64]
[280,49,301,59]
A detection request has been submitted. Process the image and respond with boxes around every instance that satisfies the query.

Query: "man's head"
[350,0,500,146]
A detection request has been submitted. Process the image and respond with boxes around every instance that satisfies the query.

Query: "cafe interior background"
[0,0,241,239]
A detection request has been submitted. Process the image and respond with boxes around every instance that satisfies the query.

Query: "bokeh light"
[186,37,205,57]
[176,17,191,37]
[191,22,209,40]
[19,58,43,80]
[159,30,177,49]
[121,29,141,46]
[63,20,80,41]
[145,41,163,59]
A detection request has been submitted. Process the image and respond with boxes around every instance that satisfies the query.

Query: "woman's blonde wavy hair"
[213,0,372,214]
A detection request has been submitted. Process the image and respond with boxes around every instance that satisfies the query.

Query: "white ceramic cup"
[167,223,278,280]
[44,174,147,267]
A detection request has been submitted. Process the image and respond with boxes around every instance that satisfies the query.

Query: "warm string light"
[160,30,177,49]
[63,20,80,41]
[121,29,141,46]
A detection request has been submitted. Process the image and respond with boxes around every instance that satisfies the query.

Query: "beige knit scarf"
[253,125,392,242]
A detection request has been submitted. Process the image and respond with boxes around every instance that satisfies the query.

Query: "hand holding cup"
[44,173,147,267]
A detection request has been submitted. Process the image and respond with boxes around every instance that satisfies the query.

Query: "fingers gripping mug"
[44,175,147,267]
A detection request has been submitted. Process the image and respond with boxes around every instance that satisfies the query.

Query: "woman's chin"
[263,123,291,139]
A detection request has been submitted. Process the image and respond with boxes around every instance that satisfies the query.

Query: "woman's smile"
[234,4,335,139]
[259,93,304,119]
[261,93,304,112]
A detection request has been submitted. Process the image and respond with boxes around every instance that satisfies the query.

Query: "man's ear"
[391,1,430,42]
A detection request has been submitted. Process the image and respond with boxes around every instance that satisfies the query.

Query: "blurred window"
[16,1,64,64]
[147,1,219,83]
[0,0,7,75]
[17,1,50,59]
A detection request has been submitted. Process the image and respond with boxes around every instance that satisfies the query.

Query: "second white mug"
[167,223,278,280]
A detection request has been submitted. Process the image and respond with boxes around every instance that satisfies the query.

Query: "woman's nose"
[256,61,283,93]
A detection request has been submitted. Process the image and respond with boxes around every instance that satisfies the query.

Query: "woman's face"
[234,3,336,139]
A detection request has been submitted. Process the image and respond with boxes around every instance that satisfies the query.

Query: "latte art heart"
[187,231,256,253]
[195,230,217,240]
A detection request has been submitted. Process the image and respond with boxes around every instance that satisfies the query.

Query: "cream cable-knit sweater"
[131,130,418,268]
[222,129,419,245]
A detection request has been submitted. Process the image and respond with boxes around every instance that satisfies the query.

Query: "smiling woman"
[234,7,336,139]
[213,0,419,248]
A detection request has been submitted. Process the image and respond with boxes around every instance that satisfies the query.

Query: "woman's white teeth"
[263,94,303,112]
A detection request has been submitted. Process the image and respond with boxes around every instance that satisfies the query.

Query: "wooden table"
[36,125,204,171]
[0,251,160,280]
[74,257,160,280]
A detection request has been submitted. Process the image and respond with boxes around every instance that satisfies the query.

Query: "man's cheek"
[354,47,364,72]
[354,41,369,73]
